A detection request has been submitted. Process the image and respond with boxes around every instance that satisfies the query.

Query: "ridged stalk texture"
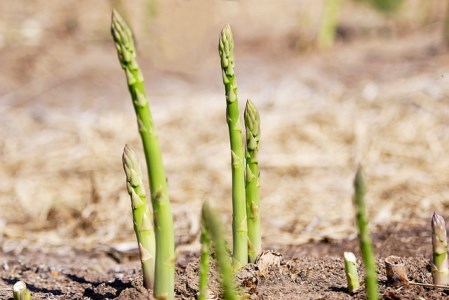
[344,252,360,293]
[431,212,449,285]
[111,10,175,299]
[244,99,261,263]
[122,145,156,290]
[219,24,248,268]
[198,215,210,300]
[13,281,31,300]
[353,168,378,300]
[202,202,238,300]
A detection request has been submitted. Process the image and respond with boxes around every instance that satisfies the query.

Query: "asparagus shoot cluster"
[244,99,261,263]
[122,145,156,290]
[353,168,378,300]
[219,24,248,268]
[344,251,360,293]
[201,202,239,300]
[13,281,31,300]
[431,212,449,285]
[111,10,175,299]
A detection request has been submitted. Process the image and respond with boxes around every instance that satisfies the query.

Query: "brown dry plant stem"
[431,212,449,285]
[111,10,175,299]
[353,167,378,300]
[219,24,248,268]
[122,145,156,290]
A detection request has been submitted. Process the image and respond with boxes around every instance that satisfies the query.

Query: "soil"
[3,1,449,299]
[0,224,447,299]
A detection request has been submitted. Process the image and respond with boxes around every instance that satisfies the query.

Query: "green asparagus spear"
[122,145,156,290]
[353,167,378,300]
[13,281,31,300]
[244,99,261,263]
[317,0,341,49]
[198,213,210,300]
[219,24,248,268]
[431,212,449,285]
[202,202,238,300]
[111,10,175,299]
[344,252,360,293]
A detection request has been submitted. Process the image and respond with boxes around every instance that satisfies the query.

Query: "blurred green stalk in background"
[318,0,341,49]
[202,202,239,300]
[353,168,378,300]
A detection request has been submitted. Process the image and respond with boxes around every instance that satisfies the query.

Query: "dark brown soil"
[1,224,447,299]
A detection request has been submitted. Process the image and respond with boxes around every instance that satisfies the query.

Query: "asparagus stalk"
[111,11,175,299]
[198,213,210,300]
[353,167,378,300]
[122,145,156,290]
[201,202,238,300]
[431,212,449,285]
[244,99,261,263]
[219,24,248,268]
[13,281,31,300]
[317,0,341,49]
[344,252,360,293]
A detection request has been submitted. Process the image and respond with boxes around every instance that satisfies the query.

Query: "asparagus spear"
[244,99,261,263]
[317,0,341,49]
[431,212,449,285]
[353,167,378,300]
[344,252,360,293]
[201,202,238,300]
[111,11,175,299]
[122,145,156,290]
[13,281,31,300]
[198,213,210,300]
[219,24,248,268]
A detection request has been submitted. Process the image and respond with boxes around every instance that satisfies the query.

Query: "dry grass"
[1,0,449,254]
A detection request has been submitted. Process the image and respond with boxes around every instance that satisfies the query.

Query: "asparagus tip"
[344,251,357,263]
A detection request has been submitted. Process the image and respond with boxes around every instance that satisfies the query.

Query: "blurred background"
[2,0,449,254]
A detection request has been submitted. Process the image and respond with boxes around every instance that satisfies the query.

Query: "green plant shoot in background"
[111,10,175,300]
[201,202,239,300]
[353,168,378,300]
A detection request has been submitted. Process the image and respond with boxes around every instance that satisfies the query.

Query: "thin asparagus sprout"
[219,24,248,268]
[244,99,261,263]
[344,252,360,293]
[353,167,378,300]
[198,214,210,300]
[122,145,156,290]
[13,281,31,300]
[111,10,175,299]
[317,0,341,49]
[431,212,449,285]
[202,202,238,300]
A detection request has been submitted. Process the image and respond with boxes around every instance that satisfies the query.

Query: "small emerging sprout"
[353,167,378,300]
[431,212,449,285]
[13,281,31,300]
[344,252,360,293]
